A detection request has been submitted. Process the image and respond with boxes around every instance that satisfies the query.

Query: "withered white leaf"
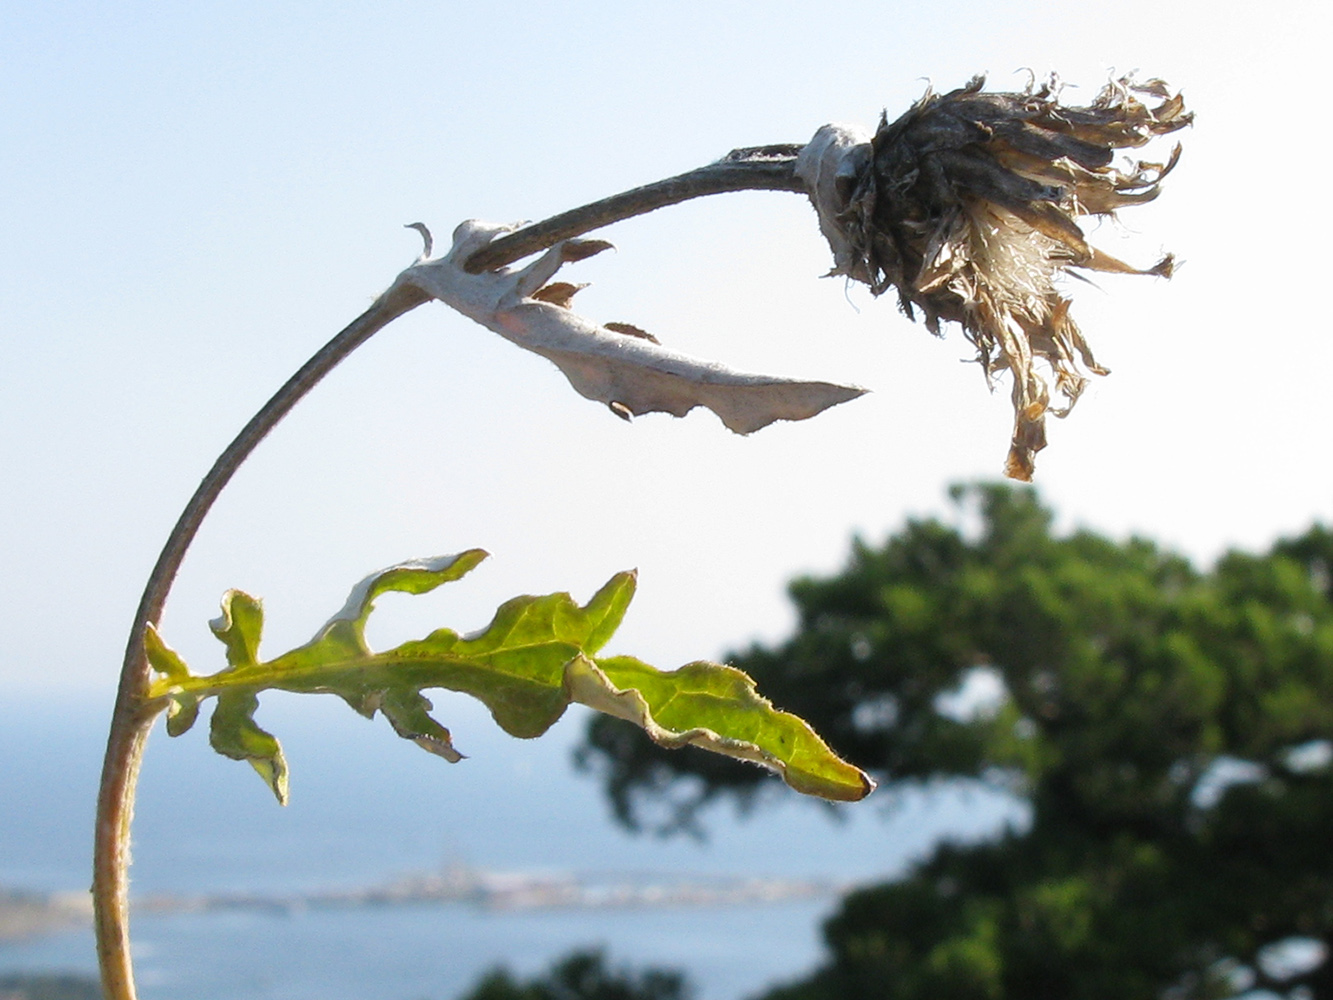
[401,220,865,434]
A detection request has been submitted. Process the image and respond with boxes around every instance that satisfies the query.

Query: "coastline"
[0,891,92,944]
[2,867,840,944]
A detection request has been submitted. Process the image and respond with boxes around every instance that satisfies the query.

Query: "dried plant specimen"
[797,76,1191,479]
[402,220,865,435]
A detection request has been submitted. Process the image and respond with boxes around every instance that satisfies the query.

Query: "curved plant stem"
[92,144,812,1000]
[462,149,805,273]
[93,279,430,1000]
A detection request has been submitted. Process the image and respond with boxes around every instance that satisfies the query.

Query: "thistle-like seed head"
[798,75,1192,480]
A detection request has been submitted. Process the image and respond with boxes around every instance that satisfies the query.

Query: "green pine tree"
[579,485,1333,999]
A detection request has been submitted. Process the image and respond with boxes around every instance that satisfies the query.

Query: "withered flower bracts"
[797,76,1192,479]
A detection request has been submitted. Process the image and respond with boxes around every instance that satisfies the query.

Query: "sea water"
[0,693,1023,999]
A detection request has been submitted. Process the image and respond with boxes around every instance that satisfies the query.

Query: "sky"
[3,0,1331,720]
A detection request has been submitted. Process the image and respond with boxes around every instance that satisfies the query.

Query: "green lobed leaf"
[210,690,289,805]
[566,655,874,802]
[146,552,872,804]
[143,625,199,738]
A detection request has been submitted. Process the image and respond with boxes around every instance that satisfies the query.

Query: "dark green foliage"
[457,950,691,1000]
[579,485,1333,998]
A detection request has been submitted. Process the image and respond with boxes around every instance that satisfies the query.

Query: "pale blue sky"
[3,0,1330,708]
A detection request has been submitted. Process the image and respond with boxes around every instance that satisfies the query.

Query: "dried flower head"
[796,75,1191,480]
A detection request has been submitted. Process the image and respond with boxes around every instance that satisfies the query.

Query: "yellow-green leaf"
[147,553,872,805]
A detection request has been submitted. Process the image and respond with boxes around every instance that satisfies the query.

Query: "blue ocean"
[0,693,1021,999]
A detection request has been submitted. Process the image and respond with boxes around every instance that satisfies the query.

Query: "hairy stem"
[92,143,811,1000]
[462,149,805,273]
[93,279,430,1000]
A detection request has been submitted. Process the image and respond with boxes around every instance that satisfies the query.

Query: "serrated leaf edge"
[145,556,873,807]
[564,655,874,802]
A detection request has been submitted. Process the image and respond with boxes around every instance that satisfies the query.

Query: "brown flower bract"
[833,76,1191,480]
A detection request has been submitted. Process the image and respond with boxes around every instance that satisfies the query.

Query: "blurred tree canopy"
[578,484,1333,999]
[457,949,691,1000]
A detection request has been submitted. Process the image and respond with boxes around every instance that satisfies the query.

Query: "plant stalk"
[92,280,429,1000]
[93,145,811,1000]
[462,149,805,273]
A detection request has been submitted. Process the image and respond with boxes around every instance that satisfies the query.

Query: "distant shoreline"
[3,867,847,943]
[0,890,92,943]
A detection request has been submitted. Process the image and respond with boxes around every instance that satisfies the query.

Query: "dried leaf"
[529,281,587,308]
[603,321,660,345]
[400,221,865,435]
